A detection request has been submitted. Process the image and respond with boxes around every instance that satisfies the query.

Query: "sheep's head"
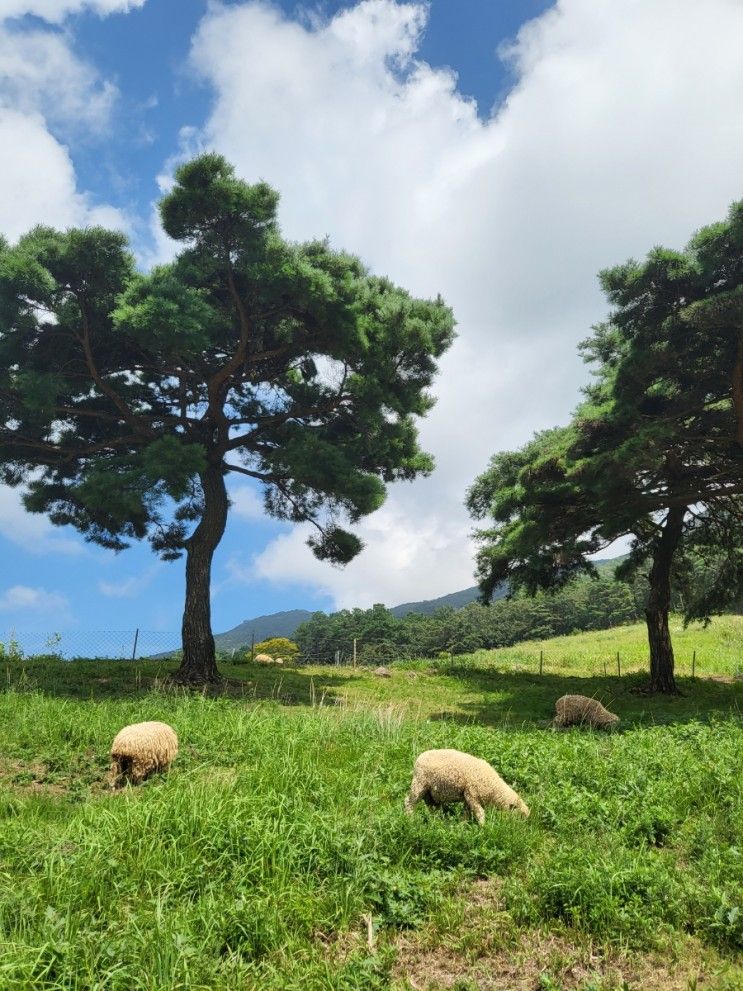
[513,796,530,817]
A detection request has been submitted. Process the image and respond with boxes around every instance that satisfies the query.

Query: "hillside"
[214,586,489,649]
[214,609,315,650]
[214,556,627,650]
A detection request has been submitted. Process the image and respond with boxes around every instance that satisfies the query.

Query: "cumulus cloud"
[0,0,135,245]
[0,109,129,240]
[0,484,86,555]
[229,485,265,521]
[0,0,145,22]
[98,563,162,598]
[0,584,71,617]
[250,504,476,609]
[0,26,117,131]
[161,0,743,607]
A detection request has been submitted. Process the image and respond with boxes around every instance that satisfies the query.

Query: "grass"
[0,617,741,990]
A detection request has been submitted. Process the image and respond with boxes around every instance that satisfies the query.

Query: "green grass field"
[1,617,741,990]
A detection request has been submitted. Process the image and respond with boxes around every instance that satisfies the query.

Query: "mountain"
[214,585,505,650]
[214,556,626,650]
[389,584,506,617]
[214,609,315,651]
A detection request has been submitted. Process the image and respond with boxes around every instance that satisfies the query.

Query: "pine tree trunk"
[733,332,743,451]
[173,465,229,685]
[645,504,685,694]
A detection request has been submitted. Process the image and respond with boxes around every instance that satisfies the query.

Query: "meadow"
[0,617,741,990]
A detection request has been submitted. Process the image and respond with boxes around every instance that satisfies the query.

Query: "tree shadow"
[427,666,743,728]
[5,657,741,728]
[1,656,362,705]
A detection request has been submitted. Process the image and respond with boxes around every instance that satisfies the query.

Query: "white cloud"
[98,563,162,598]
[250,503,476,609]
[0,0,145,23]
[0,485,86,555]
[0,584,71,617]
[0,26,116,131]
[179,0,743,607]
[229,485,265,521]
[0,109,128,240]
[0,6,133,243]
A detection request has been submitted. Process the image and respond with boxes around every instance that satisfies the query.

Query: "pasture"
[0,618,741,990]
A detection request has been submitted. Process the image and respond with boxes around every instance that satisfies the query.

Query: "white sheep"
[254,653,279,665]
[109,721,178,787]
[553,694,619,730]
[404,748,530,824]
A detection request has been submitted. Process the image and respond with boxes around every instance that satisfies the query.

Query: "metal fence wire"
[0,630,728,678]
[0,630,181,661]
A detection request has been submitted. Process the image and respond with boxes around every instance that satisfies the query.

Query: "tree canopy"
[467,200,743,693]
[0,153,455,683]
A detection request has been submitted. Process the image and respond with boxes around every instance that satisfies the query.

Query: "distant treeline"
[294,573,651,664]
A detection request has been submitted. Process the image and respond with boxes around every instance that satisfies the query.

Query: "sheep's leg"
[463,789,486,826]
[404,778,427,815]
[130,758,148,785]
[108,759,124,790]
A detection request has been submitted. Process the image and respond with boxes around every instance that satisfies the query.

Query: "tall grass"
[0,678,742,989]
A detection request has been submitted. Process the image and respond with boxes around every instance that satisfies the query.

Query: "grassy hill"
[1,617,741,990]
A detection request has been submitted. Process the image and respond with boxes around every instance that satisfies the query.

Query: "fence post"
[617,651,621,677]
[251,632,255,663]
[131,628,139,661]
[539,649,543,675]
[353,638,357,667]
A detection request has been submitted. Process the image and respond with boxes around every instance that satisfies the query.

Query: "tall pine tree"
[0,155,454,683]
[468,202,743,693]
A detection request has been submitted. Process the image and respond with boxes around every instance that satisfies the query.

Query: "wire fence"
[0,629,181,661]
[1,629,738,679]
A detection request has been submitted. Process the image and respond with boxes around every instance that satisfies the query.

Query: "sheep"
[254,653,276,664]
[374,666,392,678]
[109,721,178,787]
[404,748,530,825]
[553,694,619,730]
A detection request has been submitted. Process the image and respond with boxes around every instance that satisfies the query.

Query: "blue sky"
[1,0,743,643]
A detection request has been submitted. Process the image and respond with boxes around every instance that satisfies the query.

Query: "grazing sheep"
[109,721,178,787]
[374,666,392,678]
[254,653,276,664]
[404,748,530,825]
[553,694,619,730]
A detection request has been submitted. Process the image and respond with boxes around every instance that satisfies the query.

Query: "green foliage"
[294,571,649,662]
[0,632,24,663]
[250,637,300,663]
[0,154,454,561]
[0,154,454,678]
[467,199,743,689]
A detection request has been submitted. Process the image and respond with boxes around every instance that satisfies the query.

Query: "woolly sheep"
[553,694,619,730]
[404,748,530,825]
[109,721,178,787]
[254,653,276,664]
[374,666,392,678]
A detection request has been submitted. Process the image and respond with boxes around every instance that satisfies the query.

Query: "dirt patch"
[392,930,734,990]
[0,757,67,796]
[0,755,108,797]
[389,880,737,990]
